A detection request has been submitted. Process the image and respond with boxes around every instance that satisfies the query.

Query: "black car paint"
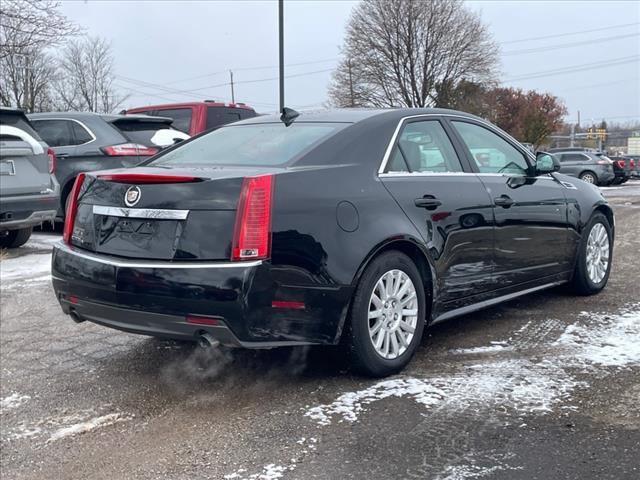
[51,108,613,347]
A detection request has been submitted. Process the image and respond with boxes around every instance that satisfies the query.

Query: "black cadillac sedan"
[52,108,614,377]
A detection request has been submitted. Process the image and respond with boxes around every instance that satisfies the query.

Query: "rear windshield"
[150,122,346,167]
[1,112,42,141]
[112,121,177,146]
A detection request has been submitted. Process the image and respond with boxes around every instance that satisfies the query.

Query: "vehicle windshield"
[149,122,346,167]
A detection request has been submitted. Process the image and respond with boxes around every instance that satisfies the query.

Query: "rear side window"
[562,153,589,162]
[387,120,463,173]
[154,108,192,133]
[112,120,176,147]
[206,107,245,130]
[31,119,75,147]
[151,122,346,167]
[1,112,42,141]
[452,121,529,175]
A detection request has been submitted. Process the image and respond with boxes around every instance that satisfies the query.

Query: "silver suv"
[0,107,60,248]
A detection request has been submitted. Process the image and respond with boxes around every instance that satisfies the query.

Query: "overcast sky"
[59,0,639,125]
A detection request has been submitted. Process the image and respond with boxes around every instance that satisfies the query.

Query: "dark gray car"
[0,108,59,248]
[551,150,615,186]
[28,112,187,218]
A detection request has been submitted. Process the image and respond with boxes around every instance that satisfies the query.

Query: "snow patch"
[0,393,31,412]
[305,378,445,426]
[0,252,51,282]
[450,345,513,355]
[555,307,640,368]
[47,413,128,443]
[436,453,523,479]
[224,464,289,480]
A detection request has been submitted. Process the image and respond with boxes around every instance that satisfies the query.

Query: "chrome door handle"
[414,196,442,210]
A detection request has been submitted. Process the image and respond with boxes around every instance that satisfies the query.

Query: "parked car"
[125,101,257,136]
[609,156,635,184]
[548,149,615,186]
[28,112,188,219]
[0,107,59,248]
[51,108,614,377]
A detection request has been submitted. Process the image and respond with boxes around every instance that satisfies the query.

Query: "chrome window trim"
[54,241,262,269]
[93,205,189,220]
[31,117,97,148]
[377,113,535,175]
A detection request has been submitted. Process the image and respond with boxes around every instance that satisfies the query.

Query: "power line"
[502,32,640,56]
[499,22,639,45]
[504,55,640,82]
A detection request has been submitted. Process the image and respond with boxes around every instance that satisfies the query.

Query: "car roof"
[232,107,482,125]
[28,111,173,123]
[126,101,256,112]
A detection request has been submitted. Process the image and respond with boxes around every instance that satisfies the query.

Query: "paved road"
[1,182,639,480]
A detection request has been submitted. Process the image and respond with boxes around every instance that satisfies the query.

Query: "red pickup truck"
[126,101,257,136]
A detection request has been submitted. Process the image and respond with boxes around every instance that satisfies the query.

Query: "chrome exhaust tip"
[197,332,220,349]
[69,310,85,323]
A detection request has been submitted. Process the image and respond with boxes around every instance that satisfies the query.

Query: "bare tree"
[0,0,79,59]
[328,0,498,108]
[52,36,128,113]
[0,47,58,112]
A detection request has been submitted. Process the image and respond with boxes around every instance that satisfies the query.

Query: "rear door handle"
[414,196,442,210]
[56,153,69,159]
[494,194,515,208]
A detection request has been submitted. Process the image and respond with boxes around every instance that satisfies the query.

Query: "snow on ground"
[47,413,128,443]
[449,345,513,355]
[305,303,640,426]
[0,252,51,284]
[0,393,31,412]
[224,464,289,480]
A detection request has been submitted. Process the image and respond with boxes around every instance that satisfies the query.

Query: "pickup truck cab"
[125,101,257,136]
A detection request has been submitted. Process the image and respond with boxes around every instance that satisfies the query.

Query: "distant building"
[628,134,640,155]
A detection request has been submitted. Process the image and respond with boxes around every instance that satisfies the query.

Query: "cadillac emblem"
[124,186,141,207]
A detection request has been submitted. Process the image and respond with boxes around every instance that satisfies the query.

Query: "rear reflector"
[102,143,159,157]
[97,173,200,184]
[271,301,306,310]
[186,315,221,326]
[232,174,274,261]
[47,148,56,174]
[63,173,86,244]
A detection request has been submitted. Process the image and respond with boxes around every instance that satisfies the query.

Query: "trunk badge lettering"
[124,186,141,207]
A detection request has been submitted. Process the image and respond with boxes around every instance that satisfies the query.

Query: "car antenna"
[280,107,299,127]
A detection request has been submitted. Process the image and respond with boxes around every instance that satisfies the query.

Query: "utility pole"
[278,0,284,113]
[347,58,355,107]
[570,123,575,147]
[229,70,235,103]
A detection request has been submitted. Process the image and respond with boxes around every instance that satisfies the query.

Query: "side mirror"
[535,152,560,175]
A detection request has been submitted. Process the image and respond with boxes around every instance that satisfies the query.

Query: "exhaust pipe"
[197,332,220,349]
[69,310,85,324]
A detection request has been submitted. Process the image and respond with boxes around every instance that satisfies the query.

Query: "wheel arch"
[334,236,435,343]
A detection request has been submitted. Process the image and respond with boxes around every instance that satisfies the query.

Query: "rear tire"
[346,251,426,377]
[0,227,32,249]
[570,212,612,295]
[579,171,597,185]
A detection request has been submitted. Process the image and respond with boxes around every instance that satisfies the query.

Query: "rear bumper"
[0,191,59,231]
[51,242,351,346]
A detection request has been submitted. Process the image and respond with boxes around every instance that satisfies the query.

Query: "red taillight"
[102,143,159,157]
[231,174,274,261]
[97,173,200,184]
[47,148,56,174]
[63,173,86,244]
[616,160,625,168]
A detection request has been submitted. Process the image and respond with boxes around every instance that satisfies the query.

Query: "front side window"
[155,108,192,133]
[386,120,463,173]
[452,121,529,175]
[150,122,346,167]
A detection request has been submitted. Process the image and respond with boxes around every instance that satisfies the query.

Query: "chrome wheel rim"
[368,269,418,360]
[581,173,595,184]
[586,223,609,284]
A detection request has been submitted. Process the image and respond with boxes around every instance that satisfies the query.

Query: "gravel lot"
[1,182,639,480]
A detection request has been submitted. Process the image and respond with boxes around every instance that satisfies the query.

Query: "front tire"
[346,251,426,377]
[571,212,612,295]
[0,227,32,249]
